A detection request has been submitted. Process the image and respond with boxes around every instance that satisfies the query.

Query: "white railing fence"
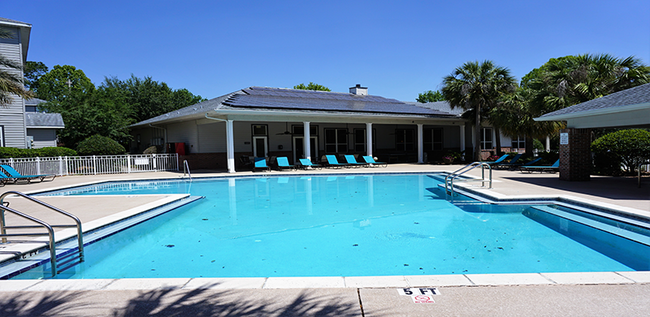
[0,154,179,176]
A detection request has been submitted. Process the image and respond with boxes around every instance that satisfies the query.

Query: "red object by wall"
[175,142,185,155]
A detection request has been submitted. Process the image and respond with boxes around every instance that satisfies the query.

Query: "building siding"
[0,26,27,148]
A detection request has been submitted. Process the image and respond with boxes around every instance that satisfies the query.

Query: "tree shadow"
[0,283,362,317]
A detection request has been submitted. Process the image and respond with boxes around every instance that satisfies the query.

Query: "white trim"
[535,102,650,121]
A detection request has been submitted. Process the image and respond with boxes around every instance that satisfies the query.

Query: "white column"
[303,121,311,161]
[226,120,235,173]
[545,136,551,152]
[460,124,466,161]
[366,123,373,157]
[417,123,424,163]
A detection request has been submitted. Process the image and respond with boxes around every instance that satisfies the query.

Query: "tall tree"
[416,90,444,103]
[294,82,331,91]
[0,27,34,105]
[493,54,650,155]
[23,61,48,91]
[441,60,517,161]
[34,65,95,102]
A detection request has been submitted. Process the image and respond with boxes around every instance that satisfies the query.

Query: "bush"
[143,146,157,154]
[35,147,77,157]
[0,146,77,158]
[76,135,126,156]
[591,129,650,175]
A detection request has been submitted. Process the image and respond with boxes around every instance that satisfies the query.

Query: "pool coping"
[1,171,649,289]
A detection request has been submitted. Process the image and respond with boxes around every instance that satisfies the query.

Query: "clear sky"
[4,0,649,102]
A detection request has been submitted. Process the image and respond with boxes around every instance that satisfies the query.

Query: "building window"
[423,128,443,151]
[252,125,268,136]
[511,136,525,150]
[324,128,348,152]
[480,127,493,150]
[292,125,318,135]
[395,129,415,151]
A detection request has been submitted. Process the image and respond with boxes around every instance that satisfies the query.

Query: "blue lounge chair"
[325,155,347,168]
[253,157,270,172]
[517,157,542,168]
[298,158,322,170]
[495,153,523,169]
[520,159,560,173]
[0,165,56,183]
[362,156,387,167]
[276,157,295,170]
[344,155,367,167]
[485,154,510,166]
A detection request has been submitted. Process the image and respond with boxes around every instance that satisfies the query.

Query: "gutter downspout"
[205,114,236,173]
[148,124,167,153]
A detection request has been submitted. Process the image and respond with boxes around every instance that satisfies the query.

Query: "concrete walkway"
[0,164,649,316]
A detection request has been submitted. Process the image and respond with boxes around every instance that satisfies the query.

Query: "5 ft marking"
[397,288,439,296]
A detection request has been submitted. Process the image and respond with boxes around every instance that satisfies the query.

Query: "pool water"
[10,174,650,279]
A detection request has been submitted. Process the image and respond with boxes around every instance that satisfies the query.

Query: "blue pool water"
[9,174,650,279]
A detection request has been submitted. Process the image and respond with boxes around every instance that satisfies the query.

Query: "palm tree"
[0,27,34,105]
[441,60,517,161]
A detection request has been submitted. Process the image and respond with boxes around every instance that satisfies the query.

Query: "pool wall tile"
[465,273,553,285]
[615,271,650,283]
[344,276,409,288]
[264,277,345,289]
[541,272,635,284]
[103,278,191,290]
[405,275,474,287]
[24,279,115,291]
[183,277,267,289]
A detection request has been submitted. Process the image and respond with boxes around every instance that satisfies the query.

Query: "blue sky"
[4,0,649,102]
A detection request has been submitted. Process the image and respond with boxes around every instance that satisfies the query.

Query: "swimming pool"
[5,174,650,279]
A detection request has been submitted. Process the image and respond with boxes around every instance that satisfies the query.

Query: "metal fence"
[0,154,179,176]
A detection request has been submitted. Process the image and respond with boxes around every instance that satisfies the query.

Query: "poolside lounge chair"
[0,165,56,183]
[362,156,387,167]
[253,157,271,172]
[516,157,542,169]
[519,159,560,173]
[344,155,367,167]
[276,157,296,170]
[325,155,348,168]
[298,158,322,170]
[494,153,523,169]
[484,154,510,166]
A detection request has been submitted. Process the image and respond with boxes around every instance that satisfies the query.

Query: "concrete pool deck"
[1,164,649,316]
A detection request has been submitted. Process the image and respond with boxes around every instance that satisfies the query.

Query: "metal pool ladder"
[0,191,84,277]
[183,160,192,180]
[445,162,492,196]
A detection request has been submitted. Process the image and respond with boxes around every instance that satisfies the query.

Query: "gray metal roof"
[25,112,65,128]
[131,87,458,127]
[538,83,650,119]
[0,17,31,26]
[24,98,46,106]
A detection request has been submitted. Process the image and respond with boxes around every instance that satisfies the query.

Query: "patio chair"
[519,159,560,173]
[515,157,542,169]
[344,155,367,167]
[0,165,56,183]
[325,155,348,168]
[276,157,296,170]
[298,158,322,170]
[484,154,510,166]
[494,153,523,169]
[253,157,271,172]
[362,156,388,167]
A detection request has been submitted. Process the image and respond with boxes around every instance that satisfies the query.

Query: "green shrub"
[0,147,77,158]
[35,147,77,157]
[591,129,650,175]
[76,135,126,156]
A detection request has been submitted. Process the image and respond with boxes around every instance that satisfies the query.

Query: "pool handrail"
[0,191,84,277]
[183,160,192,180]
[445,162,492,197]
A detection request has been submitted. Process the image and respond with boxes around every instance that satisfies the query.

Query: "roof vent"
[349,84,368,96]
